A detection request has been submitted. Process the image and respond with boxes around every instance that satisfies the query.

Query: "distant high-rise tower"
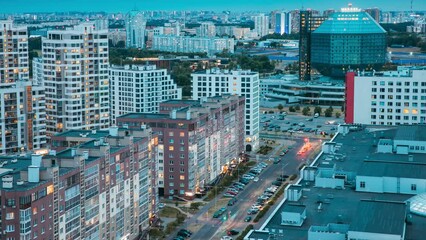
[254,14,269,37]
[197,22,216,37]
[364,8,381,23]
[42,23,110,136]
[125,10,146,48]
[0,20,46,154]
[299,10,326,81]
[275,12,292,35]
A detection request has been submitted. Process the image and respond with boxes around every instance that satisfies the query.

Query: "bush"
[335,112,341,118]
[289,106,296,112]
[289,174,298,181]
[314,106,322,115]
[295,105,301,111]
[268,110,274,114]
[324,106,333,117]
[302,107,311,116]
[277,104,284,111]
[190,202,202,210]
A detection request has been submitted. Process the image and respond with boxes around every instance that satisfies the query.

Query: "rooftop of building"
[261,74,345,87]
[313,9,386,34]
[53,129,110,139]
[349,200,406,235]
[109,64,161,71]
[395,125,426,142]
[193,68,258,75]
[260,125,426,239]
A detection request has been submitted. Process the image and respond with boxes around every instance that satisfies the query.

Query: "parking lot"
[260,112,342,137]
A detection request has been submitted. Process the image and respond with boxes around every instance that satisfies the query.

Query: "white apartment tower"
[0,20,46,154]
[254,14,270,37]
[42,23,110,137]
[109,64,182,123]
[126,10,146,49]
[197,22,216,37]
[192,68,260,151]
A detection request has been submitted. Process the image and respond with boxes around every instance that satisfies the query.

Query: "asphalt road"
[179,137,317,240]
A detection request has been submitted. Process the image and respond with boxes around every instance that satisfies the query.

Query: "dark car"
[228,198,237,206]
[272,180,282,186]
[173,237,185,240]
[244,216,252,222]
[227,229,240,236]
[178,229,192,237]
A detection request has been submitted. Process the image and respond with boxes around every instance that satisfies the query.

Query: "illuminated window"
[180,132,185,137]
[403,109,409,114]
[169,146,174,151]
[180,175,185,180]
[412,109,418,114]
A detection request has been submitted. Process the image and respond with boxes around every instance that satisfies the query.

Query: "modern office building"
[152,35,234,55]
[345,67,426,125]
[125,10,146,49]
[311,5,387,77]
[109,64,182,124]
[274,12,292,35]
[191,68,260,151]
[0,126,158,240]
[42,23,110,137]
[254,14,270,37]
[197,22,216,37]
[261,75,345,106]
[117,95,245,198]
[0,20,46,154]
[299,10,326,81]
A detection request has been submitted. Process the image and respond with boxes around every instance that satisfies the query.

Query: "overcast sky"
[0,0,423,13]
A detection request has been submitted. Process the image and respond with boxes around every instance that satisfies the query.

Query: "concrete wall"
[383,177,398,193]
[394,140,426,154]
[281,211,304,226]
[348,231,402,240]
[356,176,384,193]
[400,178,426,194]
[309,231,346,240]
[315,176,344,189]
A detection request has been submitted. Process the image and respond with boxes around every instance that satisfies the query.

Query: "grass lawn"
[159,206,181,218]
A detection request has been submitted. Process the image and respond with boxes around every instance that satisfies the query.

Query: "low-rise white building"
[109,65,182,123]
[280,205,306,226]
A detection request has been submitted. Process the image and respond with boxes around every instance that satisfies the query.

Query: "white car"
[221,236,233,240]
[253,177,259,182]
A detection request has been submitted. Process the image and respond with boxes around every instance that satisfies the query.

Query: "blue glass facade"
[311,11,387,77]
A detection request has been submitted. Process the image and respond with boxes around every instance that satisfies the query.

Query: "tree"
[289,106,296,112]
[295,105,301,111]
[277,104,284,111]
[335,112,341,118]
[302,107,311,116]
[314,106,322,116]
[324,106,334,117]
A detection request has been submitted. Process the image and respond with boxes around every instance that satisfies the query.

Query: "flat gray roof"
[349,200,406,236]
[394,125,426,142]
[283,204,306,214]
[358,160,426,179]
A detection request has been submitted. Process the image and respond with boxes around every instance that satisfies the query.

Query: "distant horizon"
[0,0,425,14]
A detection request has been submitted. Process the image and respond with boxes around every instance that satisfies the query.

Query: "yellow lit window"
[169,146,174,151]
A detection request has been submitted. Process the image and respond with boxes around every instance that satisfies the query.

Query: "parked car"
[221,236,233,240]
[227,229,240,236]
[273,158,281,164]
[178,229,192,237]
[228,198,237,206]
[272,181,283,186]
[244,216,252,222]
[253,177,259,182]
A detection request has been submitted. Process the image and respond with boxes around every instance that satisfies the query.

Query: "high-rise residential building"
[152,35,234,56]
[0,127,158,240]
[125,10,146,49]
[323,9,336,17]
[42,23,110,137]
[299,10,326,81]
[109,64,182,124]
[364,7,381,23]
[311,6,387,77]
[197,22,216,37]
[32,57,43,86]
[274,12,292,35]
[345,67,426,125]
[0,20,46,154]
[290,10,301,33]
[254,14,270,37]
[191,68,260,151]
[117,95,245,198]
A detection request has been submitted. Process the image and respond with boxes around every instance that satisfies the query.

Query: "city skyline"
[0,0,424,13]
